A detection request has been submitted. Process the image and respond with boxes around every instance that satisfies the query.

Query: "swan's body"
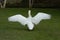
[8,10,51,30]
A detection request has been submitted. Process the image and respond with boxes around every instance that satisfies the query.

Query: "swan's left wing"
[8,14,27,25]
[32,12,51,25]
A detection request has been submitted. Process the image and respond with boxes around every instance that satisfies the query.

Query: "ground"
[0,8,60,40]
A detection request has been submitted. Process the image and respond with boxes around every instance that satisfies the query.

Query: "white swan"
[8,10,51,30]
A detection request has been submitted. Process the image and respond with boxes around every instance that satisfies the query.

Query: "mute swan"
[8,10,51,30]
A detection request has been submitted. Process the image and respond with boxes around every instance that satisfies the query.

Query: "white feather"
[8,10,51,30]
[8,14,27,25]
[32,12,51,24]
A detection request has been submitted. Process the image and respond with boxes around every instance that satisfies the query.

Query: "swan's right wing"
[8,14,27,25]
[32,12,51,25]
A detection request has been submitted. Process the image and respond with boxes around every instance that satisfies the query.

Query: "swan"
[8,10,51,30]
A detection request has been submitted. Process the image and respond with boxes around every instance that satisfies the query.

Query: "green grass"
[0,8,60,40]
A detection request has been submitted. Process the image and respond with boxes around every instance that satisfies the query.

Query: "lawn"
[0,8,60,40]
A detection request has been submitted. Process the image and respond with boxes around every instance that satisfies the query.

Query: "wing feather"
[32,12,51,25]
[8,14,27,25]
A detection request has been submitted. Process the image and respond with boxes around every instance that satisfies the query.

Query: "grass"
[0,8,60,40]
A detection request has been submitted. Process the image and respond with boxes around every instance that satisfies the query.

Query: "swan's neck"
[28,10,31,17]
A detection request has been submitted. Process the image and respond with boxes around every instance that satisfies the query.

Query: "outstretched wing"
[8,14,27,25]
[32,12,51,25]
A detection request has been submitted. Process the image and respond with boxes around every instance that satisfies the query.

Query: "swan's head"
[28,10,31,17]
[28,10,31,14]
